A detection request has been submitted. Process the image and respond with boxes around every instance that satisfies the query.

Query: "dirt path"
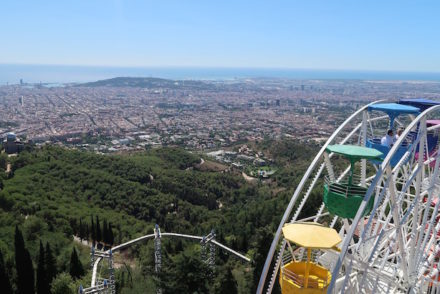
[73,236,136,269]
[73,235,91,246]
[242,172,257,182]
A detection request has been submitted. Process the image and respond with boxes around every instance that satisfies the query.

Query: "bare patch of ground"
[242,172,257,182]
[195,159,227,172]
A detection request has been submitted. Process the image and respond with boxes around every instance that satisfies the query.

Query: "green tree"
[15,226,35,294]
[0,153,7,170]
[37,241,50,294]
[108,222,114,245]
[103,219,108,244]
[252,227,273,292]
[69,247,84,279]
[212,264,238,294]
[91,215,96,244]
[159,249,209,293]
[0,143,317,294]
[50,273,74,294]
[79,218,84,241]
[45,243,57,287]
[96,216,102,243]
[174,239,183,253]
[0,250,13,294]
[86,223,90,242]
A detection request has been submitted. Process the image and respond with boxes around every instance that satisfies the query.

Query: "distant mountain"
[78,77,212,89]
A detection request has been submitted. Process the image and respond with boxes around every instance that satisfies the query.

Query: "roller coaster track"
[86,230,250,293]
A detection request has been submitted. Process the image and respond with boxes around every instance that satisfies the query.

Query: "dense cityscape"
[2,77,440,153]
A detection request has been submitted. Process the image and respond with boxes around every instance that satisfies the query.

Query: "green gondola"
[323,145,383,219]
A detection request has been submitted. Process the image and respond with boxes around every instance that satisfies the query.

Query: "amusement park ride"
[81,98,440,293]
[79,226,250,294]
[258,98,440,293]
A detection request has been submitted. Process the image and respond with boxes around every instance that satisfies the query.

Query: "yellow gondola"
[279,223,341,294]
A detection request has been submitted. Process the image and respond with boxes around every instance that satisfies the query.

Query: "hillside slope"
[78,77,211,90]
[0,142,321,293]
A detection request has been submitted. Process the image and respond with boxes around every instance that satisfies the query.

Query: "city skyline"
[1,1,440,72]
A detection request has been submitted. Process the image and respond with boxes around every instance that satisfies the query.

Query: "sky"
[1,0,440,72]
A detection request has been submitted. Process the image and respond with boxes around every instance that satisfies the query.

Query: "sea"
[1,64,440,84]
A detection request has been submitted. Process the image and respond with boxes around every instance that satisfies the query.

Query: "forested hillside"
[0,140,321,293]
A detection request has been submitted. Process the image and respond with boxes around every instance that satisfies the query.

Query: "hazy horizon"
[2,63,440,84]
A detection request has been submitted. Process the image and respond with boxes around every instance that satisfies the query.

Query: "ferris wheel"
[258,98,440,294]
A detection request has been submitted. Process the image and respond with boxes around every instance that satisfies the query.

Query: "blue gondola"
[399,98,440,112]
[399,98,440,152]
[366,103,420,166]
[400,98,440,152]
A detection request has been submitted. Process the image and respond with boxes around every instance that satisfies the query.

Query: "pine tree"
[96,216,101,243]
[86,223,90,242]
[23,248,35,293]
[117,224,122,244]
[175,239,183,252]
[252,228,273,292]
[69,218,77,236]
[108,222,114,246]
[79,218,84,241]
[15,226,35,294]
[45,242,57,287]
[0,250,13,294]
[239,235,248,251]
[69,247,84,279]
[91,215,96,244]
[213,264,238,294]
[14,225,25,266]
[103,219,108,244]
[37,241,50,294]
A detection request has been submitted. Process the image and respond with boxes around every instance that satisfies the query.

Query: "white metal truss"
[201,229,216,276]
[154,224,162,294]
[154,224,162,274]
